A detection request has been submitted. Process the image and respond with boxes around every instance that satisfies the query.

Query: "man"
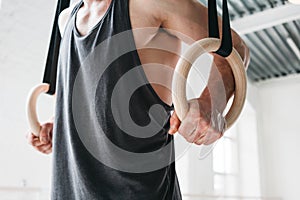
[27,0,249,199]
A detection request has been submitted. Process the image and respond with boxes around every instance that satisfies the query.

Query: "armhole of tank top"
[60,1,83,39]
[70,1,83,16]
[123,0,174,111]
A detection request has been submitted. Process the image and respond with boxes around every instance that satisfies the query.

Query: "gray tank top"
[52,0,181,199]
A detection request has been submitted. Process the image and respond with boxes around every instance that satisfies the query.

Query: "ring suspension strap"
[42,0,71,95]
[208,0,233,57]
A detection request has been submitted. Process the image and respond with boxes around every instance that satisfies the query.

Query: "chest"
[75,0,180,54]
[73,0,179,106]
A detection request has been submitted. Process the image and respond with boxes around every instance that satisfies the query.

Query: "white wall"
[256,75,300,200]
[0,0,56,198]
[175,53,262,199]
[237,101,261,197]
[176,97,262,199]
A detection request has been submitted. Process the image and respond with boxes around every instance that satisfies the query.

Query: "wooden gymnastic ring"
[26,83,50,136]
[172,38,247,130]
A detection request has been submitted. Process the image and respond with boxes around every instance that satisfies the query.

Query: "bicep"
[160,0,249,66]
[160,0,209,43]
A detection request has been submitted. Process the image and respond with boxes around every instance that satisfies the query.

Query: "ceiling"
[199,0,300,82]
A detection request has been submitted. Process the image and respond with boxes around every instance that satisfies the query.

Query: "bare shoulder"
[129,0,202,27]
[131,0,206,25]
[149,0,205,19]
[132,0,200,11]
[58,1,81,36]
[149,0,208,41]
[129,0,162,27]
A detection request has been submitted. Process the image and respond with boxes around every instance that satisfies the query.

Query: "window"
[213,126,239,195]
[212,101,261,197]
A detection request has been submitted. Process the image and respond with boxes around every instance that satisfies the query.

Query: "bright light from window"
[213,136,238,174]
[213,126,239,195]
[213,138,225,173]
[289,0,300,4]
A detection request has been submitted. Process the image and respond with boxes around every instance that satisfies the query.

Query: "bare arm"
[155,0,249,107]
[158,0,249,65]
[151,0,250,143]
[26,4,79,154]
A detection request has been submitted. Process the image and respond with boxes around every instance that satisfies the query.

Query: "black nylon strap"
[208,0,233,57]
[208,0,220,39]
[43,0,71,95]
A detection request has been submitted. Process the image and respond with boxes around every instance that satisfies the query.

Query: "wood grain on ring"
[26,83,50,136]
[172,38,247,130]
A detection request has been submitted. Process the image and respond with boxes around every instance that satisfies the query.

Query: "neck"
[82,0,108,7]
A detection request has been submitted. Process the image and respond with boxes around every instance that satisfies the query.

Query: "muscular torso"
[61,0,182,106]
[59,0,246,107]
[128,0,181,106]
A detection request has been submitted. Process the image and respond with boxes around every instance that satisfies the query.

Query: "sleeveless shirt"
[52,0,182,199]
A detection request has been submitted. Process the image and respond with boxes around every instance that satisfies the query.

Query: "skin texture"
[26,122,53,154]
[27,0,250,154]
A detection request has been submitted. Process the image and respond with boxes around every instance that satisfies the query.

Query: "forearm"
[199,54,233,112]
[202,2,250,108]
[200,39,249,112]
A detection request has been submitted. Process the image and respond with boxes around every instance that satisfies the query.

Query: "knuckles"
[27,135,36,145]
[195,140,204,145]
[26,123,54,154]
[34,144,53,154]
[185,136,196,143]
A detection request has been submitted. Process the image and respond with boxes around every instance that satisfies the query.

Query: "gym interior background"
[0,0,299,199]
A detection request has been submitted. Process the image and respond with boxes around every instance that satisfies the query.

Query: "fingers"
[26,132,35,145]
[177,117,198,142]
[176,112,223,145]
[195,119,209,136]
[27,132,53,154]
[39,123,53,144]
[33,143,53,154]
[27,132,41,146]
[31,138,45,147]
[27,132,51,146]
[26,123,53,155]
[168,111,181,134]
[194,127,223,145]
[194,111,225,145]
[44,149,53,154]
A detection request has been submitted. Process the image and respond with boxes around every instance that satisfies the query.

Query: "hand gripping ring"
[26,83,50,136]
[172,38,247,130]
